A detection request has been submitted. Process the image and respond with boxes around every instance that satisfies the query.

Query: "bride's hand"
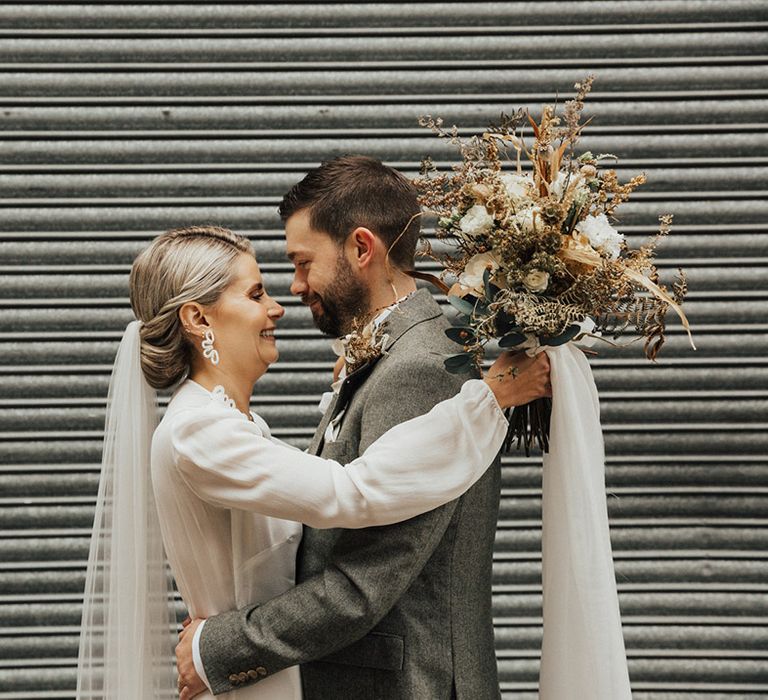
[176,618,207,700]
[483,351,551,409]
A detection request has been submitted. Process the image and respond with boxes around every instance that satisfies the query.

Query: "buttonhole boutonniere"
[335,316,390,374]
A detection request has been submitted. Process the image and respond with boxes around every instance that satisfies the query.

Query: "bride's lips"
[260,327,277,342]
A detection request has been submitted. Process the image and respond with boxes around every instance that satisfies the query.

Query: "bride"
[75,225,550,699]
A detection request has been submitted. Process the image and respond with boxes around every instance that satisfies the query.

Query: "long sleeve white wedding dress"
[150,378,508,700]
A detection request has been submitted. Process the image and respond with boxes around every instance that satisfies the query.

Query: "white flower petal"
[575,213,625,259]
[459,204,495,238]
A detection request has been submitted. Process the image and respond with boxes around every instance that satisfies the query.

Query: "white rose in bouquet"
[514,205,541,233]
[522,269,550,293]
[459,252,499,292]
[550,171,568,198]
[500,172,534,201]
[550,170,589,200]
[459,204,494,238]
[576,213,625,259]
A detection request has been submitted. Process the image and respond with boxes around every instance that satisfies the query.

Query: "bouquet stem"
[504,397,552,455]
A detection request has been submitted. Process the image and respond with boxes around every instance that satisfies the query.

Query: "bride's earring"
[201,329,220,366]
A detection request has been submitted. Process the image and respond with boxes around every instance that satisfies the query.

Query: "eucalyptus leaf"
[495,312,519,336]
[445,326,476,345]
[447,295,476,317]
[541,324,581,347]
[483,268,493,301]
[499,332,528,348]
[444,353,474,373]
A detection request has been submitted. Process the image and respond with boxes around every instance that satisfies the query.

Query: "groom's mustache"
[301,293,323,308]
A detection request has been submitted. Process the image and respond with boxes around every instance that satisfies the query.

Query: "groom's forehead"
[285,222,336,257]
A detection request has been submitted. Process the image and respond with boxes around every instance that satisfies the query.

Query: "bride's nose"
[268,302,285,321]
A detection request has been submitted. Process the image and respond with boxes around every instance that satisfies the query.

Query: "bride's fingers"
[178,616,192,639]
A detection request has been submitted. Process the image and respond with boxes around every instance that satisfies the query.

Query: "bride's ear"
[178,303,209,339]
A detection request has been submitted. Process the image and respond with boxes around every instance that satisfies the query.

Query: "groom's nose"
[290,273,308,297]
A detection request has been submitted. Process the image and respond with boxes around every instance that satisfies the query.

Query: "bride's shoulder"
[166,379,218,413]
[156,380,271,445]
[154,382,250,449]
[152,381,272,479]
[160,381,241,428]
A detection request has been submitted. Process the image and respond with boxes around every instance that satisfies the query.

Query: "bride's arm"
[170,372,507,529]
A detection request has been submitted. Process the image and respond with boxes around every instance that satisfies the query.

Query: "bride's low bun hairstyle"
[129,226,254,389]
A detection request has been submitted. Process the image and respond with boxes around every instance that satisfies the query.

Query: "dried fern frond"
[593,310,632,339]
[643,308,668,362]
[672,268,688,304]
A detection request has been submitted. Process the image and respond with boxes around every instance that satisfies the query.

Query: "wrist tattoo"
[495,366,519,382]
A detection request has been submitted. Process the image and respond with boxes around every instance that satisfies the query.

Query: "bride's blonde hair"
[129,226,254,389]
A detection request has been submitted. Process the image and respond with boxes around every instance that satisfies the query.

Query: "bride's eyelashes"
[247,281,266,301]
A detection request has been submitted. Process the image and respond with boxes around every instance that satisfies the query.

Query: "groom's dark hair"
[278,155,421,270]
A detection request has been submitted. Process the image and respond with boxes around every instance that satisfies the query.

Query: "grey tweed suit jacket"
[199,289,502,699]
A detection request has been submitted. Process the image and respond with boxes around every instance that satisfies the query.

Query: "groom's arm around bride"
[177,156,528,699]
[187,293,502,700]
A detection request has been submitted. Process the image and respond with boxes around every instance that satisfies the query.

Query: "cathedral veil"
[76,320,177,699]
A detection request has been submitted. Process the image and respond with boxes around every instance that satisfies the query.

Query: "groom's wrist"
[192,619,213,692]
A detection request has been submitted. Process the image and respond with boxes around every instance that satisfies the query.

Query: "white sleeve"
[191,621,212,692]
[171,379,507,529]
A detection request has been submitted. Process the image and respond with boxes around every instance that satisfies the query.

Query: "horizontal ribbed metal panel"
[0,2,766,698]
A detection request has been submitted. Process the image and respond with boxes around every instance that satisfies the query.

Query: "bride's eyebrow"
[245,282,264,294]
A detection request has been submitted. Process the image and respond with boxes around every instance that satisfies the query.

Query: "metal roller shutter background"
[0,2,766,698]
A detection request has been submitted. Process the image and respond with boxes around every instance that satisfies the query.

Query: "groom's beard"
[304,256,369,338]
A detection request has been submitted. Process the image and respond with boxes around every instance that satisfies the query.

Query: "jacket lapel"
[308,288,444,457]
[381,288,444,353]
[309,395,339,456]
[309,356,382,456]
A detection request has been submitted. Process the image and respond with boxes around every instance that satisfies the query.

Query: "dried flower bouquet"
[414,76,695,453]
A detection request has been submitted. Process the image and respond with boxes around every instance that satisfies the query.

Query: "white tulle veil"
[76,320,177,699]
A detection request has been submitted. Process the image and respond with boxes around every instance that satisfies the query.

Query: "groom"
[176,156,524,698]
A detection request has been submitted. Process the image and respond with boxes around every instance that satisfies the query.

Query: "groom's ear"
[346,226,378,270]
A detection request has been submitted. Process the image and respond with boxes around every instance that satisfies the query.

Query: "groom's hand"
[176,617,206,700]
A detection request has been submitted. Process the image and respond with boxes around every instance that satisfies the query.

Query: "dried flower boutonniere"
[334,315,391,375]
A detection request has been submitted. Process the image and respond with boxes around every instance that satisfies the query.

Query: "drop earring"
[201,329,220,366]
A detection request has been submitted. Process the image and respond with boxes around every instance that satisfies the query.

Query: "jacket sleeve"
[198,359,495,695]
[171,378,506,529]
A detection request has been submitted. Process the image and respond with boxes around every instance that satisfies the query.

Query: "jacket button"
[228,674,239,684]
[256,666,268,676]
[247,669,259,679]
[238,671,248,682]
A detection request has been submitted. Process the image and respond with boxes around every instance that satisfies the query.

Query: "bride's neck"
[189,363,261,420]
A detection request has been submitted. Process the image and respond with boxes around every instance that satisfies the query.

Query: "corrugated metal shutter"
[1,2,766,698]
